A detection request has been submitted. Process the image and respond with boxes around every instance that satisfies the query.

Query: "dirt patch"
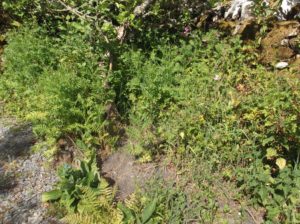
[101,152,176,200]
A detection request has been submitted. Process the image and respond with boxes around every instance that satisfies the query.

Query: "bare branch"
[51,0,95,21]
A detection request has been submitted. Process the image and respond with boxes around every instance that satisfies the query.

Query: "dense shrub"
[2,0,217,48]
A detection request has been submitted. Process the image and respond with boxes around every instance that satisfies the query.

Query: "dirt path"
[0,119,59,224]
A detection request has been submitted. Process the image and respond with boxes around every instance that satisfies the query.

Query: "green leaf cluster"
[42,154,123,224]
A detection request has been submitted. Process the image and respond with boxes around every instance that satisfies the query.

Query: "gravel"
[0,119,60,224]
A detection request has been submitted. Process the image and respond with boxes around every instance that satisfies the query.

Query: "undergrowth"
[42,155,123,224]
[1,20,300,223]
[0,24,114,156]
[118,31,300,222]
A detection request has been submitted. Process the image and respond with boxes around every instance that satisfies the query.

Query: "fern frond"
[98,179,114,202]
[125,193,140,212]
[77,187,101,215]
[64,211,123,224]
[64,185,123,224]
[63,213,96,224]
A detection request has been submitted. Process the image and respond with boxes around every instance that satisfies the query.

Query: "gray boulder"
[225,0,300,20]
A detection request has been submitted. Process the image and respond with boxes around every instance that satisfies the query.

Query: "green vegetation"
[1,0,299,223]
[121,33,300,222]
[0,24,113,154]
[42,155,122,223]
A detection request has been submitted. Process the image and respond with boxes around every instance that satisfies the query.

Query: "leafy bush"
[2,0,41,19]
[2,0,219,48]
[2,2,300,222]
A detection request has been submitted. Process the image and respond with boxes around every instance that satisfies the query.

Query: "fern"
[43,155,123,223]
[64,186,123,224]
[124,193,140,212]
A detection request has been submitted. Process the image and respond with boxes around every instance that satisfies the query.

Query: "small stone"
[275,61,289,69]
[280,39,289,46]
[214,74,221,81]
[288,29,299,37]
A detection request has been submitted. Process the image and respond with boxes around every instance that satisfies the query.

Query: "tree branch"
[117,0,155,42]
[133,0,155,16]
[51,0,95,21]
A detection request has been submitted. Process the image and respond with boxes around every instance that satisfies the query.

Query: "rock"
[279,0,300,19]
[288,27,299,37]
[261,21,300,64]
[225,0,254,20]
[225,0,300,20]
[281,38,290,46]
[232,19,260,40]
[275,61,289,69]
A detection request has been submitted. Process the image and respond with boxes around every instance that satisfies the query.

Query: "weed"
[118,30,300,222]
[42,154,122,223]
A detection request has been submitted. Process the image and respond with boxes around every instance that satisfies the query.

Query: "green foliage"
[126,0,213,46]
[239,161,300,223]
[0,24,113,149]
[118,197,158,224]
[2,0,218,48]
[63,186,123,224]
[119,31,300,222]
[42,155,102,210]
[2,1,300,223]
[42,155,122,224]
[119,177,219,224]
[2,0,41,19]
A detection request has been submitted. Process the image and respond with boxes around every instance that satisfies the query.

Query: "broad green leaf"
[262,136,274,146]
[141,198,157,223]
[117,203,134,223]
[42,189,62,202]
[11,20,21,27]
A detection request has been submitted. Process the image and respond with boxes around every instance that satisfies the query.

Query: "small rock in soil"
[275,61,289,69]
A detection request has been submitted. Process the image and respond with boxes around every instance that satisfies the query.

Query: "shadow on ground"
[0,121,34,192]
[0,123,34,162]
